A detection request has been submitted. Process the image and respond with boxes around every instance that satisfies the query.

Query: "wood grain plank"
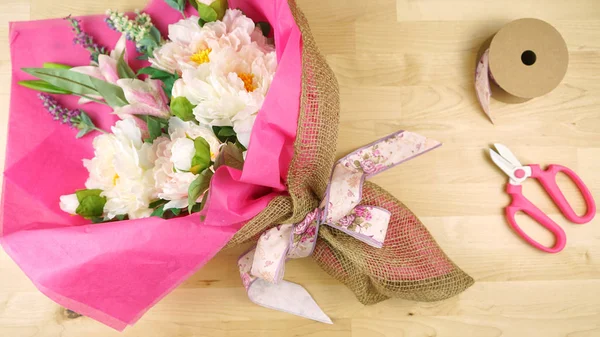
[396,0,600,22]
[1,0,600,335]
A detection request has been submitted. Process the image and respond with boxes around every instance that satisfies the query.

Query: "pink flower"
[374,164,387,174]
[71,35,127,104]
[294,209,319,235]
[305,226,317,237]
[354,206,372,221]
[338,214,356,228]
[299,226,317,243]
[360,160,376,174]
[241,273,253,290]
[115,78,171,119]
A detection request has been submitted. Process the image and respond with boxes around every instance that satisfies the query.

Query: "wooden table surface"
[1,0,599,336]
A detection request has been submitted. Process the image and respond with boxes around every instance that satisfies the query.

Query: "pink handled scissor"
[489,144,596,253]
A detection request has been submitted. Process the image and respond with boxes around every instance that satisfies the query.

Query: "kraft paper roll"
[475,18,569,123]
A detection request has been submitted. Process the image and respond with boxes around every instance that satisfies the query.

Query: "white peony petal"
[164,199,189,211]
[110,34,128,60]
[170,138,196,171]
[59,194,80,215]
[82,118,155,220]
[233,114,256,149]
[98,54,119,84]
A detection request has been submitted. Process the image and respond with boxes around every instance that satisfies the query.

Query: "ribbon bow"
[238,131,441,323]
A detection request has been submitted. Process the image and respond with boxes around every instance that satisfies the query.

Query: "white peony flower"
[59,194,80,215]
[168,117,221,161]
[152,137,198,210]
[170,137,196,171]
[83,119,157,220]
[149,9,273,76]
[179,44,276,148]
[151,117,221,210]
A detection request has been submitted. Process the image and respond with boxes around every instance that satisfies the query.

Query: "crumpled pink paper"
[0,0,301,330]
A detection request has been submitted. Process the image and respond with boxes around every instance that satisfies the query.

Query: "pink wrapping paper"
[0,0,301,330]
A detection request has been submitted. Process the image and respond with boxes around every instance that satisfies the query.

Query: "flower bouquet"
[1,0,473,330]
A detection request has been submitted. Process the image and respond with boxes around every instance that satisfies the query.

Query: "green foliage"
[213,142,244,171]
[170,96,196,121]
[190,137,211,175]
[75,189,106,219]
[187,168,213,213]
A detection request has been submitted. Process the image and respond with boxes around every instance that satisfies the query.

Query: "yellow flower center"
[113,174,119,186]
[190,48,212,65]
[237,72,256,92]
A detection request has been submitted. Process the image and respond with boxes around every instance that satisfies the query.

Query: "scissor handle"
[506,184,567,253]
[530,164,596,224]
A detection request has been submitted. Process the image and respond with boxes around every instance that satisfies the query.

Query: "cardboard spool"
[478,18,569,104]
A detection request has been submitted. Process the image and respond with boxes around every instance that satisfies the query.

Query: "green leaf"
[75,189,103,203]
[137,67,174,79]
[76,111,100,138]
[187,169,213,213]
[212,126,238,143]
[22,68,128,107]
[198,187,209,212]
[171,208,182,216]
[116,214,127,221]
[116,51,136,79]
[150,26,162,44]
[214,142,244,171]
[189,0,198,10]
[149,199,169,209]
[147,116,163,141]
[165,0,187,12]
[93,80,128,107]
[198,18,206,27]
[134,115,168,142]
[196,2,217,22]
[162,75,178,100]
[18,80,72,94]
[76,126,93,138]
[43,62,72,69]
[137,67,179,99]
[22,68,98,96]
[137,54,150,61]
[79,111,95,128]
[76,195,106,218]
[170,96,196,121]
[256,22,271,37]
[235,141,247,152]
[151,205,166,218]
[191,202,202,213]
[190,137,211,174]
[217,126,236,138]
[92,217,105,224]
[210,0,227,20]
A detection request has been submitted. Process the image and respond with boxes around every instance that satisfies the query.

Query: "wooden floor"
[1,0,600,336]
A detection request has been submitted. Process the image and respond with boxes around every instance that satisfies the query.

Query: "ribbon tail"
[475,48,494,124]
[247,279,333,324]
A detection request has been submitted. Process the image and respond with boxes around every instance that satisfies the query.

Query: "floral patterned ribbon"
[475,49,494,124]
[238,131,441,323]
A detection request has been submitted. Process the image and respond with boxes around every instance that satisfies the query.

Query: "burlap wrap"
[225,0,474,304]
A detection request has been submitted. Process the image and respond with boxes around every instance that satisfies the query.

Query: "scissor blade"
[490,149,516,178]
[494,144,522,167]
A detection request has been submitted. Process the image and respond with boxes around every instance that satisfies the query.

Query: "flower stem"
[93,127,108,134]
[78,94,109,105]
